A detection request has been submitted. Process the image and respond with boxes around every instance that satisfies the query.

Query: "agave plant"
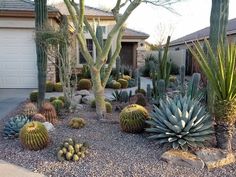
[146,96,214,150]
[188,40,236,151]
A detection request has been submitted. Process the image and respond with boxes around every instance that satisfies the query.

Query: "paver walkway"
[0,160,45,177]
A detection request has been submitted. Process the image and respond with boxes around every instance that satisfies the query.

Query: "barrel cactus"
[78,79,92,90]
[68,118,86,129]
[32,113,46,123]
[146,96,214,151]
[52,99,64,113]
[58,96,65,103]
[105,102,112,113]
[135,93,147,107]
[120,104,149,133]
[112,81,121,89]
[117,79,128,88]
[29,90,38,102]
[20,121,49,150]
[22,103,37,118]
[57,138,89,162]
[135,89,146,96]
[54,82,63,92]
[39,102,57,124]
[46,81,54,92]
[122,75,131,81]
[3,115,29,139]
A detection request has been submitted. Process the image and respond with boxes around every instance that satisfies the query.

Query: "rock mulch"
[1,102,236,177]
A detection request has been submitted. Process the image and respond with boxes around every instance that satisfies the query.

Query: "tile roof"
[0,0,58,12]
[170,18,236,47]
[54,2,113,17]
[123,28,149,39]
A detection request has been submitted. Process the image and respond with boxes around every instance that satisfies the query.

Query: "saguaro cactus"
[35,0,48,108]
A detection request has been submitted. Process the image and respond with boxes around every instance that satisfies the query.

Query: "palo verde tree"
[64,0,180,119]
[35,0,48,108]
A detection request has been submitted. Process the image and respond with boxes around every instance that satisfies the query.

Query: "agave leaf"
[178,139,186,145]
[168,137,178,142]
[148,134,171,139]
[163,119,181,133]
[145,126,169,133]
[190,130,214,137]
[172,141,179,149]
[180,143,188,151]
[183,116,197,132]
[186,141,198,148]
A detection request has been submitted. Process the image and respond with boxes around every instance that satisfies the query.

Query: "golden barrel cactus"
[20,121,49,150]
[120,104,149,133]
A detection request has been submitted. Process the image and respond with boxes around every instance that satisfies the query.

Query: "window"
[79,39,93,64]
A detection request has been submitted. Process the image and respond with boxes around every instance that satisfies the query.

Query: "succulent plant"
[135,89,146,96]
[122,75,131,81]
[54,82,63,92]
[169,75,177,83]
[78,79,92,90]
[117,79,128,89]
[20,121,49,150]
[68,118,86,129]
[3,115,29,139]
[146,96,214,151]
[120,91,129,103]
[57,138,89,162]
[49,96,57,102]
[52,99,64,113]
[58,96,65,103]
[112,81,121,89]
[105,102,112,113]
[39,102,58,124]
[32,113,46,123]
[22,103,37,118]
[29,91,38,102]
[46,81,54,92]
[135,93,147,107]
[120,104,149,133]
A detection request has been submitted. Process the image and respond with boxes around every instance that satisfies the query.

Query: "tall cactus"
[157,80,165,100]
[187,73,201,99]
[179,65,185,96]
[116,56,121,80]
[35,0,48,108]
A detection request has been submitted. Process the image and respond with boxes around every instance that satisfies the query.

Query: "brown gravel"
[1,101,236,177]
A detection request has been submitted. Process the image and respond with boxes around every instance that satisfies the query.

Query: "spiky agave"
[146,96,214,150]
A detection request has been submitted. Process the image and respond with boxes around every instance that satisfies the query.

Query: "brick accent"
[47,57,56,83]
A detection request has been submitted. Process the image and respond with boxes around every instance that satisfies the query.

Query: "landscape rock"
[82,95,94,105]
[42,122,55,132]
[195,148,235,169]
[72,95,82,104]
[161,149,205,169]
[76,90,90,97]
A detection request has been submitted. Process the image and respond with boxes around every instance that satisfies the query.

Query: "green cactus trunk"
[35,0,48,108]
[116,56,121,80]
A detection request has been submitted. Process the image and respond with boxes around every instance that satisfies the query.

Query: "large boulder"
[43,122,55,132]
[76,90,90,97]
[72,95,82,105]
[82,95,94,105]
[195,148,236,169]
[161,149,205,169]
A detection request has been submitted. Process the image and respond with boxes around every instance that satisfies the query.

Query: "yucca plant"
[188,40,236,151]
[146,96,214,150]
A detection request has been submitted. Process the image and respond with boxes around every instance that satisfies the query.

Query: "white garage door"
[0,28,38,88]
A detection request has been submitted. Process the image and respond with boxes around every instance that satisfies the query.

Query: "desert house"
[0,0,149,89]
[168,18,236,75]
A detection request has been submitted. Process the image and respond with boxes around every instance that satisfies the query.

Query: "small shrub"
[46,81,54,92]
[20,121,49,151]
[52,99,64,113]
[39,102,58,124]
[112,81,121,89]
[135,93,147,107]
[78,79,92,90]
[120,104,149,133]
[57,138,89,162]
[3,115,29,139]
[49,96,57,102]
[135,89,146,96]
[32,113,46,123]
[68,118,86,129]
[29,91,38,102]
[117,79,128,89]
[54,82,63,92]
[22,103,37,118]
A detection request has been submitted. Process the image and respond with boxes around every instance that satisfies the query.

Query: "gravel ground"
[1,101,236,177]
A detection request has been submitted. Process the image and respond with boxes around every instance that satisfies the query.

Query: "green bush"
[78,79,92,90]
[29,91,38,102]
[54,82,63,92]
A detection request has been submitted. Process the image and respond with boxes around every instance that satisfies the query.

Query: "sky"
[48,0,236,44]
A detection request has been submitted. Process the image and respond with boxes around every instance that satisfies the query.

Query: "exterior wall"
[169,49,186,67]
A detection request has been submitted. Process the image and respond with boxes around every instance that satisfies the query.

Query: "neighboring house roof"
[170,18,236,47]
[123,28,149,40]
[54,2,114,20]
[0,0,60,19]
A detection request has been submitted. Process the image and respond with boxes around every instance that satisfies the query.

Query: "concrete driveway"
[0,89,33,119]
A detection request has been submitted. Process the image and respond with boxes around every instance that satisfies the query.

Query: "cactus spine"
[35,0,48,108]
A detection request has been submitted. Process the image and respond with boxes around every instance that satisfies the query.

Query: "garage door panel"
[0,29,38,88]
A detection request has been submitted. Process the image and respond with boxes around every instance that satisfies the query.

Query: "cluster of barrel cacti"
[119,104,149,133]
[20,121,49,151]
[68,118,86,129]
[57,138,89,162]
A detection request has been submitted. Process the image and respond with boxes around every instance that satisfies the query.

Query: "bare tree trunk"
[90,67,106,119]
